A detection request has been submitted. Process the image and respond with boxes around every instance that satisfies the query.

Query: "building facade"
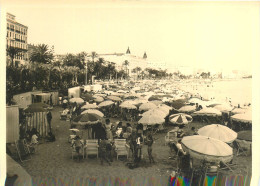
[6,13,28,66]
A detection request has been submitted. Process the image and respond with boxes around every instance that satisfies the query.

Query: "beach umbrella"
[139,102,157,111]
[111,92,124,97]
[181,135,233,163]
[231,112,252,123]
[98,100,115,107]
[138,114,165,125]
[231,108,248,115]
[169,113,193,125]
[93,94,106,98]
[214,104,233,113]
[81,93,94,102]
[170,99,187,110]
[69,128,80,132]
[237,130,252,141]
[192,108,221,116]
[69,98,84,104]
[24,106,47,113]
[81,103,98,110]
[188,97,202,104]
[81,109,104,117]
[142,109,168,119]
[198,124,237,143]
[158,104,172,111]
[178,105,196,113]
[120,101,137,109]
[107,95,121,102]
[24,103,49,113]
[150,100,163,106]
[93,96,104,103]
[73,113,101,125]
[148,95,162,101]
[117,90,127,93]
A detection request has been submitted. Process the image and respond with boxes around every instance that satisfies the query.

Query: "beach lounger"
[114,139,129,160]
[233,140,248,156]
[85,140,99,158]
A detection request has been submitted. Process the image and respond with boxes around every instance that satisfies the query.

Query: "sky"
[2,1,260,74]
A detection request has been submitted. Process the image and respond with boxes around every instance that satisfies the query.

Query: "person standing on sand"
[47,109,52,133]
[105,119,113,140]
[147,132,155,163]
[99,138,111,165]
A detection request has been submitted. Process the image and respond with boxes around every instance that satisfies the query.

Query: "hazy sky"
[3,1,259,73]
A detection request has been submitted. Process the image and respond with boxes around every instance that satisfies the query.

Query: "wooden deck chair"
[15,139,32,162]
[233,140,247,156]
[219,161,237,173]
[85,140,99,158]
[165,131,176,146]
[114,139,128,160]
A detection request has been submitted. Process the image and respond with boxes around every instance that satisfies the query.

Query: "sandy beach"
[11,106,251,184]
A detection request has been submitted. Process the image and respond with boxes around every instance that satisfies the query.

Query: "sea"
[178,78,252,106]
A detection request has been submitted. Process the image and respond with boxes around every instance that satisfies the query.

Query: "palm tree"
[123,60,129,77]
[6,46,22,67]
[91,51,98,62]
[29,44,54,64]
[136,67,142,79]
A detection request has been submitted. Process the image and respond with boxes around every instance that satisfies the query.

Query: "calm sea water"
[179,79,252,106]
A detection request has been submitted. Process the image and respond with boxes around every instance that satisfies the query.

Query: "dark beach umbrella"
[237,131,252,141]
[148,96,162,101]
[81,93,94,102]
[170,99,187,110]
[24,103,49,113]
[73,113,101,125]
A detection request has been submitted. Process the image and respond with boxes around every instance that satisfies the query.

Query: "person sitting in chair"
[71,135,84,162]
[176,139,186,155]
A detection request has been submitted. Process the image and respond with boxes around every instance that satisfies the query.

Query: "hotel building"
[6,12,28,66]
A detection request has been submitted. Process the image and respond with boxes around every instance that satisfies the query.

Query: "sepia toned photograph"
[2,1,259,185]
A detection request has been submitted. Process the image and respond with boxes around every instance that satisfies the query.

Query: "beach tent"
[6,105,20,143]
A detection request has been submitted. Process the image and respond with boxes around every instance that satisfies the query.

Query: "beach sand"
[10,106,251,183]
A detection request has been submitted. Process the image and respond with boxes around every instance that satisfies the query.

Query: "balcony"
[10,28,14,31]
[15,30,21,33]
[15,38,21,42]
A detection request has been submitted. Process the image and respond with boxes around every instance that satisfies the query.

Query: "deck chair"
[165,131,176,146]
[233,140,247,156]
[85,140,99,158]
[114,139,128,160]
[219,161,237,173]
[15,139,32,162]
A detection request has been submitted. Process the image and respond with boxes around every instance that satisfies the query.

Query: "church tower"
[126,47,131,54]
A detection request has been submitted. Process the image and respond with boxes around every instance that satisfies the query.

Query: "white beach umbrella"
[142,109,168,119]
[98,100,115,107]
[192,108,222,116]
[138,114,165,125]
[231,111,252,123]
[81,109,104,117]
[69,98,84,104]
[178,105,196,113]
[81,103,98,110]
[139,102,157,111]
[198,124,237,143]
[181,135,233,163]
[214,104,234,113]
